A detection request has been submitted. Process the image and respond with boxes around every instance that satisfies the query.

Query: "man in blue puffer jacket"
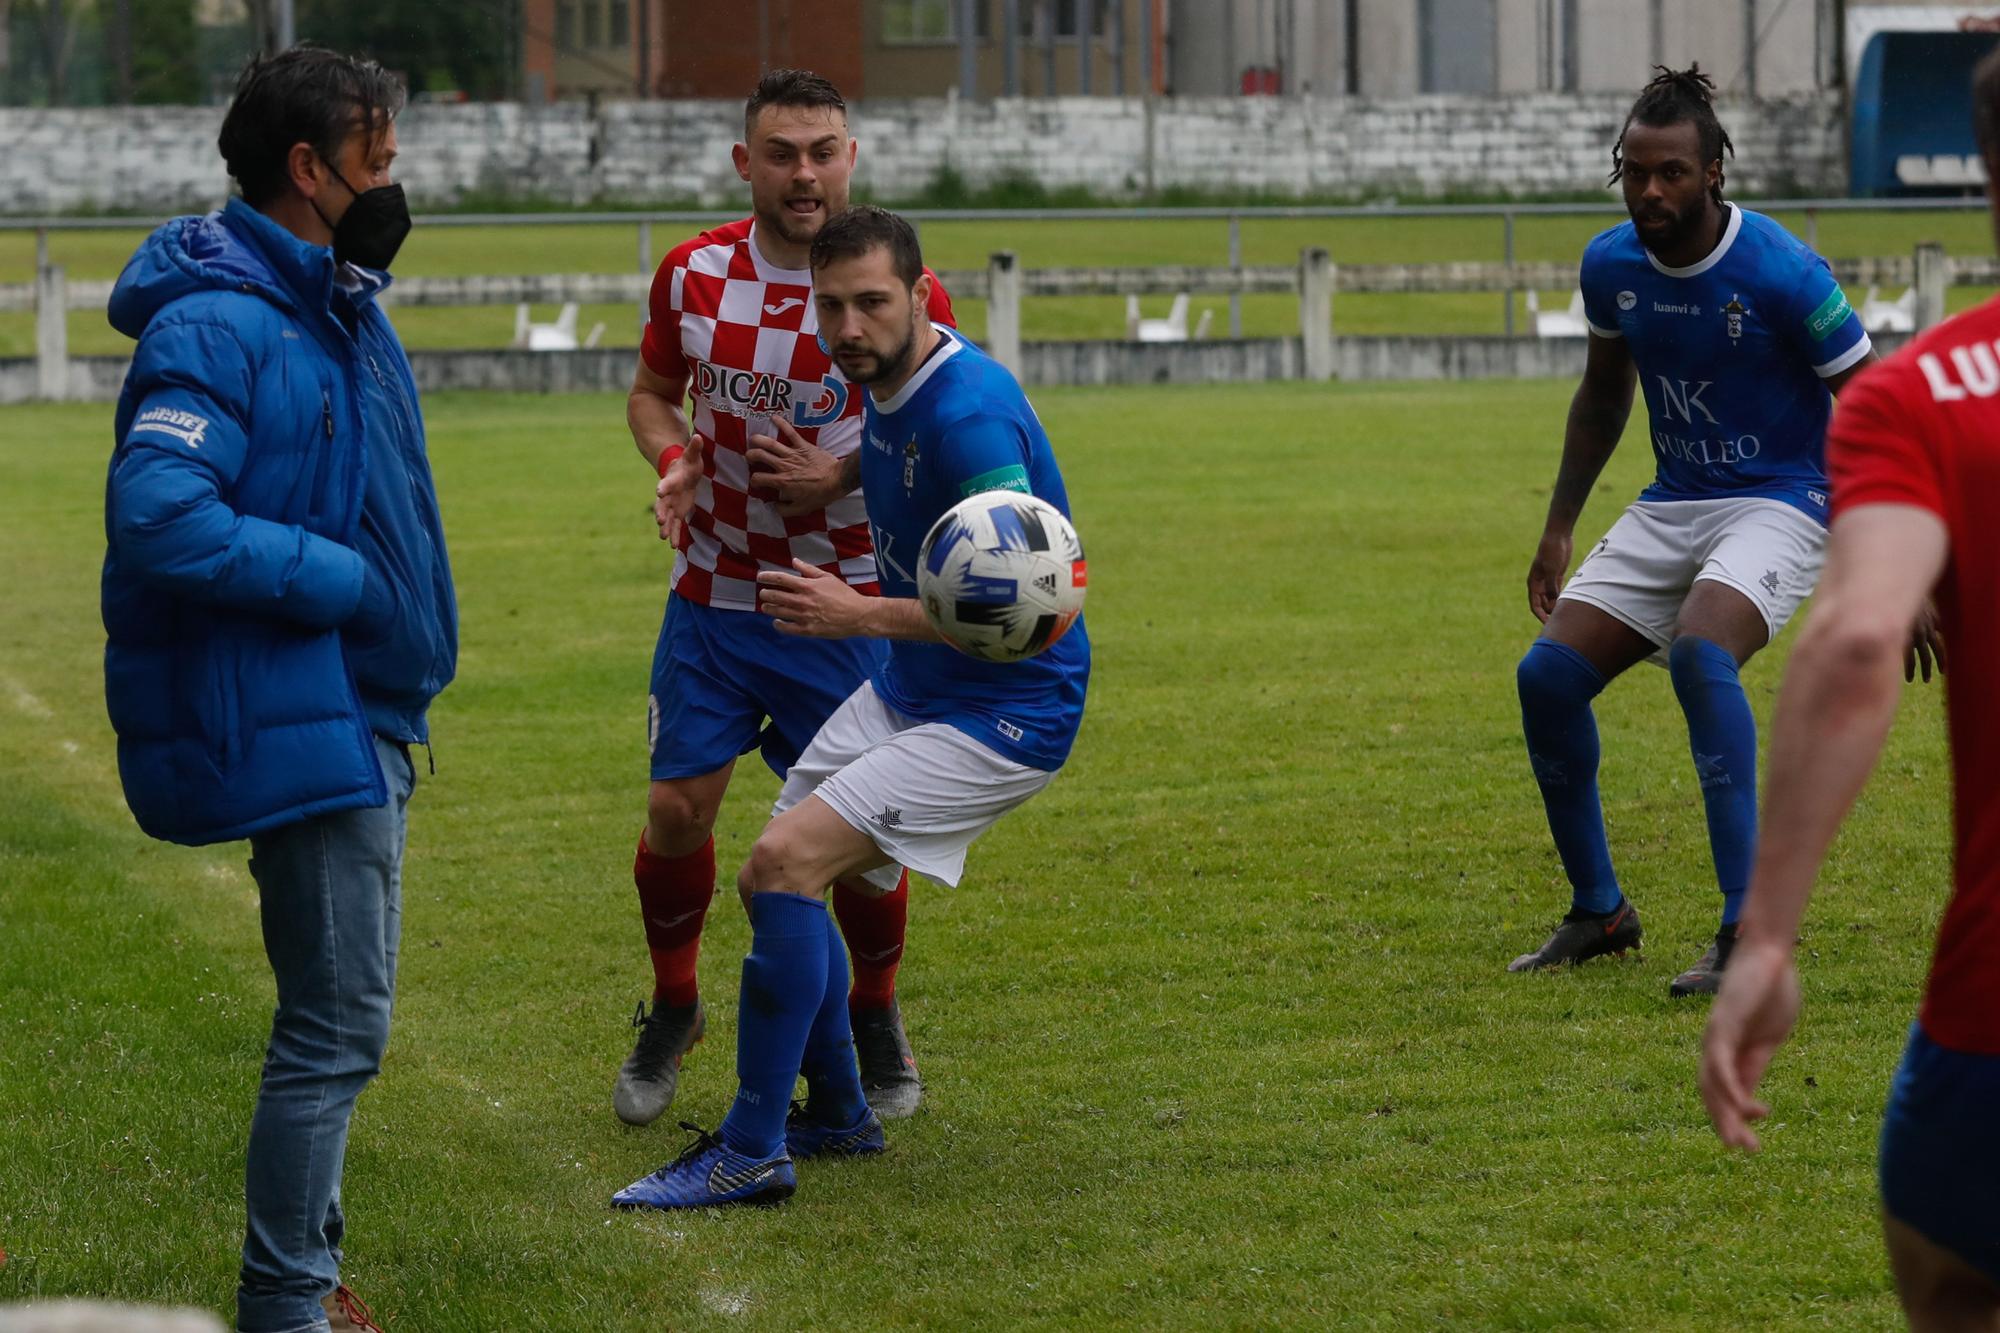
[103,45,454,1333]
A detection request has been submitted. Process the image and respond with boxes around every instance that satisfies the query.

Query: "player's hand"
[654,435,705,548]
[757,559,870,638]
[1697,937,1800,1154]
[1906,599,1945,684]
[1527,529,1573,623]
[747,417,845,516]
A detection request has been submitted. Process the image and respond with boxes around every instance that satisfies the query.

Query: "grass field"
[0,381,1952,1329]
[3,205,1995,356]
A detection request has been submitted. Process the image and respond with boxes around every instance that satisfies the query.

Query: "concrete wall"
[0,89,1846,214]
[3,331,1919,405]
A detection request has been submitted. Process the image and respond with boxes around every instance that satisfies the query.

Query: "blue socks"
[801,911,868,1129]
[1517,639,1622,916]
[1669,635,1758,926]
[719,892,827,1160]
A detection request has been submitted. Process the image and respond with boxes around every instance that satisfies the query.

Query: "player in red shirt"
[616,69,956,1128]
[1700,50,2000,1324]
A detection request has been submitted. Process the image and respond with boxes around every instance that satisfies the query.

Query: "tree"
[295,0,514,98]
[30,0,79,104]
[126,0,195,101]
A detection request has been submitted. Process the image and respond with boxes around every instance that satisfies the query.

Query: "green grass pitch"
[0,381,1952,1328]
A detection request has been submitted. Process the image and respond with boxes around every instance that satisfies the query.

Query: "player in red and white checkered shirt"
[612,69,955,1131]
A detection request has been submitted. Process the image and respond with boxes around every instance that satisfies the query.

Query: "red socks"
[633,832,715,1007]
[833,871,909,1011]
[636,835,905,1011]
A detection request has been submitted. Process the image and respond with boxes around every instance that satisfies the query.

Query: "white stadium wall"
[0,92,1845,215]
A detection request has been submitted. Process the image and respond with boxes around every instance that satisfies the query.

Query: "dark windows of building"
[1418,0,1498,93]
[1017,0,1109,39]
[884,0,992,42]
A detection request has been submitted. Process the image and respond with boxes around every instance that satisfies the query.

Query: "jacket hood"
[108,196,352,340]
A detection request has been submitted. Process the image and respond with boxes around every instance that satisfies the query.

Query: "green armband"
[960,464,1032,497]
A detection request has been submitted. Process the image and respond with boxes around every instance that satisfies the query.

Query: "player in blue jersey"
[612,206,1090,1209]
[1507,66,1921,995]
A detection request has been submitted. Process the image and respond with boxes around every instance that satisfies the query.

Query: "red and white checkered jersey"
[640,217,958,611]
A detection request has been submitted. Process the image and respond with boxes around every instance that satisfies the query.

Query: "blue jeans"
[237,736,414,1333]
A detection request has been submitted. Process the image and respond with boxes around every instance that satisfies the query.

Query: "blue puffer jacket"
[103,197,457,847]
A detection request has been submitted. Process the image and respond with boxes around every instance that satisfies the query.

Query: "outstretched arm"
[1699,502,1948,1152]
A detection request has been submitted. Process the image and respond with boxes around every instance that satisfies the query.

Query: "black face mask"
[313,159,411,272]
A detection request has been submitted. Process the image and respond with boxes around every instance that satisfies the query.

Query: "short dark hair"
[1975,47,2000,168]
[1610,64,1735,205]
[218,45,405,208]
[744,67,846,139]
[809,205,923,288]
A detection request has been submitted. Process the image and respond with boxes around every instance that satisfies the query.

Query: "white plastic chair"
[1857,284,1917,335]
[513,302,599,351]
[1526,289,1590,338]
[1895,155,1935,187]
[1930,153,1974,188]
[1126,293,1197,342]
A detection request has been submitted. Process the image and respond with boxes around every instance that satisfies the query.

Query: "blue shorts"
[647,595,888,782]
[1879,1021,2000,1286]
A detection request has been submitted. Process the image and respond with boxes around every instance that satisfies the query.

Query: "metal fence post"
[1502,209,1516,337]
[637,219,653,334]
[988,251,1023,375]
[1228,213,1243,338]
[1915,241,1948,331]
[1300,247,1334,381]
[36,262,68,402]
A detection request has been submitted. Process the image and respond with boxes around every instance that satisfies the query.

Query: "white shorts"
[1558,497,1827,654]
[773,681,1057,890]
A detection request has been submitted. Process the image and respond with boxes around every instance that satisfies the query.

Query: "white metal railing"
[4,194,1988,336]
[8,240,1984,400]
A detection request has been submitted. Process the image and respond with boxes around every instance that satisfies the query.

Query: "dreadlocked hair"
[1609,64,1735,204]
[1974,45,2000,169]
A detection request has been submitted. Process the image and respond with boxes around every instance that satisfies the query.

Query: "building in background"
[518,0,1867,103]
[1169,0,1839,99]
[0,0,1952,107]
[517,0,1156,101]
[521,0,667,100]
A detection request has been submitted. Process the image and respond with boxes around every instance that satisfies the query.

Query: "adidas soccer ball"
[916,491,1087,663]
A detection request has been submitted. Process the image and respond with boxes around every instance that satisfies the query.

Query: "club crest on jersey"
[1724,295,1746,343]
[1616,290,1637,311]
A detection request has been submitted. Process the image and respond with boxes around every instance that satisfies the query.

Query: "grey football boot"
[851,998,923,1119]
[1508,900,1643,972]
[614,998,706,1126]
[1669,923,1740,998]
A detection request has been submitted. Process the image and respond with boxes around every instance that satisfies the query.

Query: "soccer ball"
[917,491,1086,663]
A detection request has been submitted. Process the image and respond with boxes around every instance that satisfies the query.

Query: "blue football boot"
[784,1101,887,1161]
[611,1122,795,1210]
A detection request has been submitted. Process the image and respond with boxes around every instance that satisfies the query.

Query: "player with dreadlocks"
[1506,65,1933,994]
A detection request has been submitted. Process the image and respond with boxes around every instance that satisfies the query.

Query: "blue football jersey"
[1580,206,1871,525]
[857,327,1090,771]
